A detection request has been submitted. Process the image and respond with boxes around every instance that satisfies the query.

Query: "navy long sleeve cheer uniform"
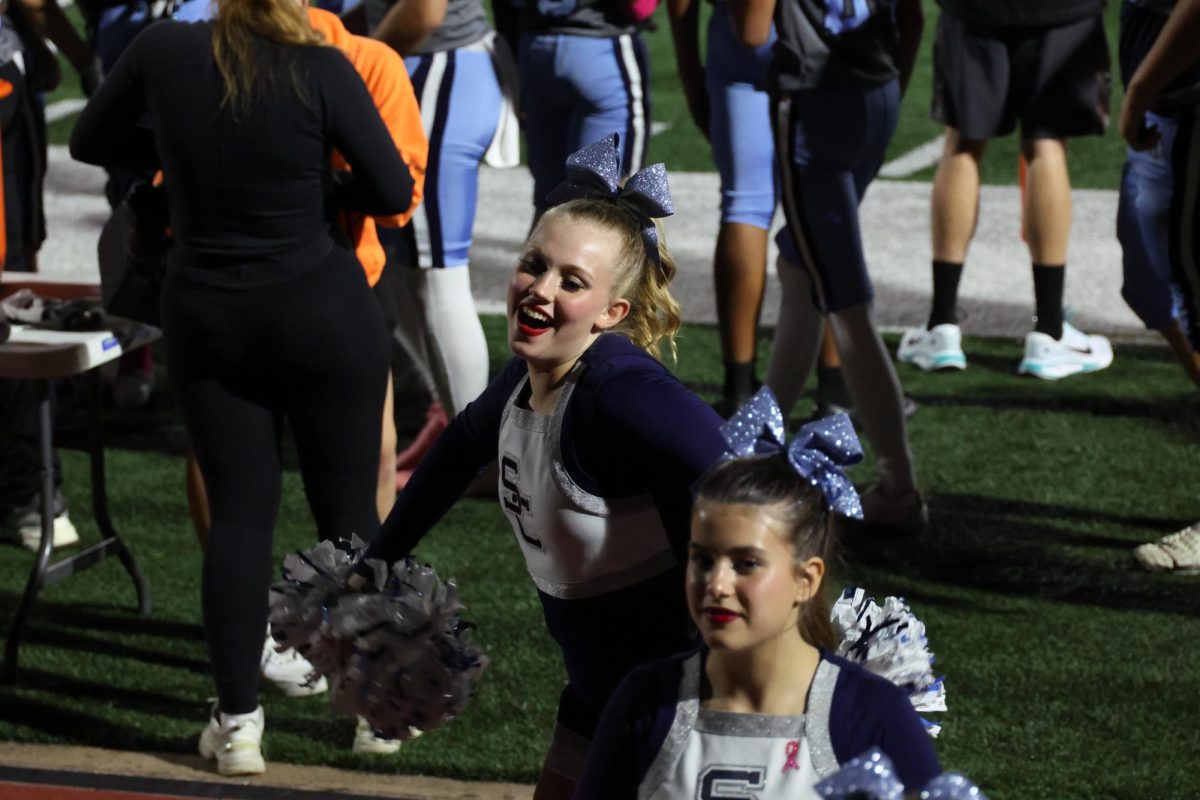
[369,333,728,775]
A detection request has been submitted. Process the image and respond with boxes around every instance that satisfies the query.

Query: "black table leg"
[88,370,152,616]
[2,380,57,683]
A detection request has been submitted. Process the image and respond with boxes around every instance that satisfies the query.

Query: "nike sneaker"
[1018,321,1113,380]
[897,324,967,371]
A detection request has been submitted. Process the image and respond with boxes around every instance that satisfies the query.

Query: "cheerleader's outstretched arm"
[368,357,527,563]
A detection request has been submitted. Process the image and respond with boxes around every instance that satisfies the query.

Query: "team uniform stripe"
[412,52,454,269]
[771,93,829,311]
[1171,106,1200,346]
[613,34,647,176]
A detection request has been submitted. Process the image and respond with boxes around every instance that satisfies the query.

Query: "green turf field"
[45,1,1129,188]
[0,319,1197,799]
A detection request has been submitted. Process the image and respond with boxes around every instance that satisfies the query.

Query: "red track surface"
[0,785,199,800]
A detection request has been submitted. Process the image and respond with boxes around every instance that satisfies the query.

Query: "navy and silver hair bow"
[814,748,903,800]
[815,750,990,800]
[719,386,864,519]
[545,134,674,267]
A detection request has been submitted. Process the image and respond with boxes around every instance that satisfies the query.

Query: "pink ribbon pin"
[782,740,801,774]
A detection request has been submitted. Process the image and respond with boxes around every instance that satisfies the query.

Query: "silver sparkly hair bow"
[545,133,674,267]
[719,386,864,519]
[814,748,990,800]
[814,748,903,800]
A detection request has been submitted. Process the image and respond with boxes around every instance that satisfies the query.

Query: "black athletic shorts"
[931,11,1111,141]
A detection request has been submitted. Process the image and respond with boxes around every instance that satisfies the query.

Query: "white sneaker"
[897,324,967,371]
[261,637,328,698]
[1018,321,1113,380]
[352,716,402,755]
[1133,524,1200,574]
[1,490,80,551]
[198,705,266,776]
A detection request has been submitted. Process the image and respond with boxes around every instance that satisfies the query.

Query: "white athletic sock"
[406,267,489,415]
[765,256,823,419]
[829,303,918,496]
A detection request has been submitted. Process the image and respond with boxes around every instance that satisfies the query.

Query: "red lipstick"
[703,607,740,625]
[516,306,553,337]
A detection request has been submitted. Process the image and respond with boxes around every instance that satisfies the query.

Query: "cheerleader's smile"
[507,213,631,370]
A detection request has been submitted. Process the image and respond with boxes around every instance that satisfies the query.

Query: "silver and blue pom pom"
[269,537,488,739]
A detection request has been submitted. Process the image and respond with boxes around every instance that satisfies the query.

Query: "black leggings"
[163,250,390,714]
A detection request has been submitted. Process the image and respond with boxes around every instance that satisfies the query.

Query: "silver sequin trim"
[508,405,551,434]
[498,375,529,431]
[549,363,613,515]
[805,659,840,778]
[637,652,701,800]
[695,708,806,738]
[530,548,677,599]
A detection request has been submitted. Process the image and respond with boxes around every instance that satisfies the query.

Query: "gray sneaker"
[1,489,80,551]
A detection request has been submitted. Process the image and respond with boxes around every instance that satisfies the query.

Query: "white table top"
[0,324,148,379]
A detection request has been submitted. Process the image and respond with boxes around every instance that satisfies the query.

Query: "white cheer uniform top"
[640,652,842,800]
[496,362,678,600]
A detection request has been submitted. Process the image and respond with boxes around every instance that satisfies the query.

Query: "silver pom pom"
[269,538,488,738]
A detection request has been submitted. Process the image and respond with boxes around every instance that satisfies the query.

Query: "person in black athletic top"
[70,0,414,776]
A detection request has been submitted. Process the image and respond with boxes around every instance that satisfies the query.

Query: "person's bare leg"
[715,222,770,367]
[1021,137,1071,266]
[819,322,841,369]
[1163,319,1200,390]
[765,257,823,420]
[186,450,211,551]
[1021,137,1072,338]
[376,373,397,521]
[931,128,987,264]
[532,766,575,800]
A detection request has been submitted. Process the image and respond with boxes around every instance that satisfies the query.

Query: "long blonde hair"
[212,0,326,111]
[545,198,682,362]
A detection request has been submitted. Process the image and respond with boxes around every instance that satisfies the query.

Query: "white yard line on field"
[879,133,946,179]
[45,98,88,123]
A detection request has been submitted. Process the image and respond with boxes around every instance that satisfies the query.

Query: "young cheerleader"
[574,395,941,798]
[363,135,729,799]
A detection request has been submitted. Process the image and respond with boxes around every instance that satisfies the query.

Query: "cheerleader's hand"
[347,572,368,592]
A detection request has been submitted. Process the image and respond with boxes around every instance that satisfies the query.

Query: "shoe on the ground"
[898,324,967,372]
[1134,524,1200,574]
[352,716,403,755]
[260,637,328,697]
[198,704,266,776]
[855,483,929,538]
[0,489,80,551]
[1018,321,1113,380]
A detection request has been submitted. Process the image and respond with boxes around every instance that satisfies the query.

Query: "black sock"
[816,365,852,411]
[1032,264,1064,339]
[927,260,963,329]
[722,361,756,400]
